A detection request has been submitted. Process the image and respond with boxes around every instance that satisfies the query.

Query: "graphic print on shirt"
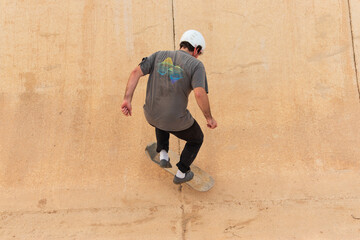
[157,57,184,84]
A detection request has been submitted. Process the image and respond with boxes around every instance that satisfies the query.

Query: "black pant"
[155,120,204,173]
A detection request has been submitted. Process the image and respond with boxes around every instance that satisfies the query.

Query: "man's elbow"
[194,87,207,99]
[132,66,144,78]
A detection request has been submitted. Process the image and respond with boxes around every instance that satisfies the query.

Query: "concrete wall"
[1,0,360,236]
[0,0,174,189]
[1,0,360,239]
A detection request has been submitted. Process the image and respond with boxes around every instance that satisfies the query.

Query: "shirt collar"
[179,50,191,56]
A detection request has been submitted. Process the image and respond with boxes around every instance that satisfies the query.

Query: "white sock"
[176,170,185,179]
[160,150,169,161]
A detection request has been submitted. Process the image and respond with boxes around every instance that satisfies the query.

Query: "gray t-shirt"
[140,50,208,131]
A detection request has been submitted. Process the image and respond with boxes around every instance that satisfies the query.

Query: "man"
[121,30,217,184]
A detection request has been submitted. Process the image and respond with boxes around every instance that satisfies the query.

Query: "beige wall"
[180,0,360,177]
[1,0,359,193]
[0,1,174,188]
[350,0,360,98]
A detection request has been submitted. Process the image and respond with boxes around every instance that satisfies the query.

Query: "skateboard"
[145,142,215,192]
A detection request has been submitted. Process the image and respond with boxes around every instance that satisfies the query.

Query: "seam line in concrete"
[347,0,360,102]
[172,2,184,238]
[171,0,176,51]
[1,195,359,216]
[171,0,181,155]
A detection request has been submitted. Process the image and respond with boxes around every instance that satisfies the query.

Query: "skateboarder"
[121,30,217,184]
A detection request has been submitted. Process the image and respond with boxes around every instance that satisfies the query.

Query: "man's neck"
[180,47,197,58]
[180,47,192,55]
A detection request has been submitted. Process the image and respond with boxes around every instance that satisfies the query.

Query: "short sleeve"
[139,52,158,75]
[191,63,209,93]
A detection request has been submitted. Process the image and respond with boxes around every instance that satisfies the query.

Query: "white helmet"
[180,30,206,53]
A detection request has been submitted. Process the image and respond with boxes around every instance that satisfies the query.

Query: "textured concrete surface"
[1,0,360,239]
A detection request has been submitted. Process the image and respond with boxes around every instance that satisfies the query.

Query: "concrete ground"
[1,171,360,239]
[1,0,360,239]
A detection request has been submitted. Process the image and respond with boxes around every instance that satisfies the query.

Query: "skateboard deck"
[145,142,215,192]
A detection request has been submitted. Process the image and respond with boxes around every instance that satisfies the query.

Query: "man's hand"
[206,117,217,129]
[121,99,132,116]
[194,87,217,129]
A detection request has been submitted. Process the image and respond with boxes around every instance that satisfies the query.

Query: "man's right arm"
[193,87,217,129]
[121,65,144,116]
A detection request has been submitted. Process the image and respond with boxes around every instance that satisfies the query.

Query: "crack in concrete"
[178,185,188,240]
[347,0,360,102]
[180,204,187,240]
[177,139,181,156]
